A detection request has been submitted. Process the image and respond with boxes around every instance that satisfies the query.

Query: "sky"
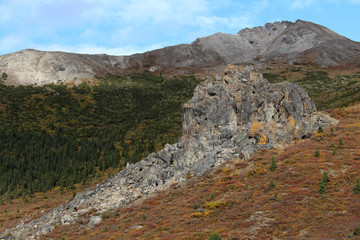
[0,0,359,56]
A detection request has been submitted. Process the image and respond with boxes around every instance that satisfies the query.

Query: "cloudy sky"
[0,0,359,56]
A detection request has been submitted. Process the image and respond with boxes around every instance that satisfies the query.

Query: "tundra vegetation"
[263,70,360,110]
[28,103,360,239]
[1,66,360,237]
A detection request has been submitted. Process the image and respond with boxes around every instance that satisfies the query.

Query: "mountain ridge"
[1,19,359,86]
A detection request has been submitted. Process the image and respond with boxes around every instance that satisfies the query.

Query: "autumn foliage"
[35,103,360,240]
[2,102,360,239]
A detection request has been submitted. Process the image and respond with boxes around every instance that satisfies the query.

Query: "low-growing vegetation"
[264,68,360,110]
[39,103,360,239]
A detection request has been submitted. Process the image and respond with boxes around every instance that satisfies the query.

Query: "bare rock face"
[1,65,328,240]
[0,49,125,86]
[173,65,318,174]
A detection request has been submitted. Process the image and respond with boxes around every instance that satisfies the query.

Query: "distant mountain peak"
[1,20,359,86]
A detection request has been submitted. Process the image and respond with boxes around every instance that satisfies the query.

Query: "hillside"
[1,20,359,86]
[0,65,337,239]
[0,73,200,200]
[36,102,360,240]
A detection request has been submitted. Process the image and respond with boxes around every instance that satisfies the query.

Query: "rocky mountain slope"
[43,103,360,240]
[1,20,359,86]
[0,65,334,239]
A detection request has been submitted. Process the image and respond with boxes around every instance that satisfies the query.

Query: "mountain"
[1,20,360,86]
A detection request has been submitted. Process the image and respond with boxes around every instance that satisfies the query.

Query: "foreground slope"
[1,20,359,86]
[1,65,324,239]
[43,103,360,240]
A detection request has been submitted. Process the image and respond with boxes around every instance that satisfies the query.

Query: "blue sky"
[0,0,359,56]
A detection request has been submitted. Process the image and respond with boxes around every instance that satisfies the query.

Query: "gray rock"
[88,216,102,227]
[131,225,143,230]
[38,224,53,235]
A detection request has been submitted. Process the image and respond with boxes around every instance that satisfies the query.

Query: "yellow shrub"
[190,212,204,218]
[246,166,268,177]
[250,121,261,137]
[204,210,213,217]
[190,210,214,218]
[287,116,296,129]
[205,201,226,210]
[312,132,324,141]
[258,134,267,145]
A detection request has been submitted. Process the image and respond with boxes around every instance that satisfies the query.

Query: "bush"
[208,233,222,240]
[318,126,323,133]
[354,225,360,236]
[268,180,275,191]
[1,72,7,80]
[353,179,360,194]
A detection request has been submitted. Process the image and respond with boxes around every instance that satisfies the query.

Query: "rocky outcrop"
[0,65,330,239]
[1,20,360,86]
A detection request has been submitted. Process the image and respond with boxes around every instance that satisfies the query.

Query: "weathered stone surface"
[0,65,330,240]
[88,216,102,227]
[38,224,53,235]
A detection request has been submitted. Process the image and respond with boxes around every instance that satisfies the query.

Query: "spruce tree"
[315,147,320,158]
[318,171,330,195]
[353,179,360,194]
[270,156,277,172]
[339,138,344,148]
[318,126,323,133]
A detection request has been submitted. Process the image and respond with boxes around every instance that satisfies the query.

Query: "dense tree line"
[0,72,200,199]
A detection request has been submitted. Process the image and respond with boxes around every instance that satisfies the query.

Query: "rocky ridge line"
[1,20,359,86]
[0,65,333,239]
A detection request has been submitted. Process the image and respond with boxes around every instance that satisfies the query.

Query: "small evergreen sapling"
[315,147,320,158]
[353,179,360,194]
[318,171,330,195]
[270,156,277,172]
[354,225,360,236]
[244,181,249,190]
[318,125,323,133]
[268,180,275,191]
[339,138,344,148]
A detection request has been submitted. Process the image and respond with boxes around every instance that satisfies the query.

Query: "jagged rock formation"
[1,20,359,86]
[1,65,331,239]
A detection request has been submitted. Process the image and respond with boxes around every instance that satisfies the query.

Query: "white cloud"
[4,0,336,55]
[34,43,167,56]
